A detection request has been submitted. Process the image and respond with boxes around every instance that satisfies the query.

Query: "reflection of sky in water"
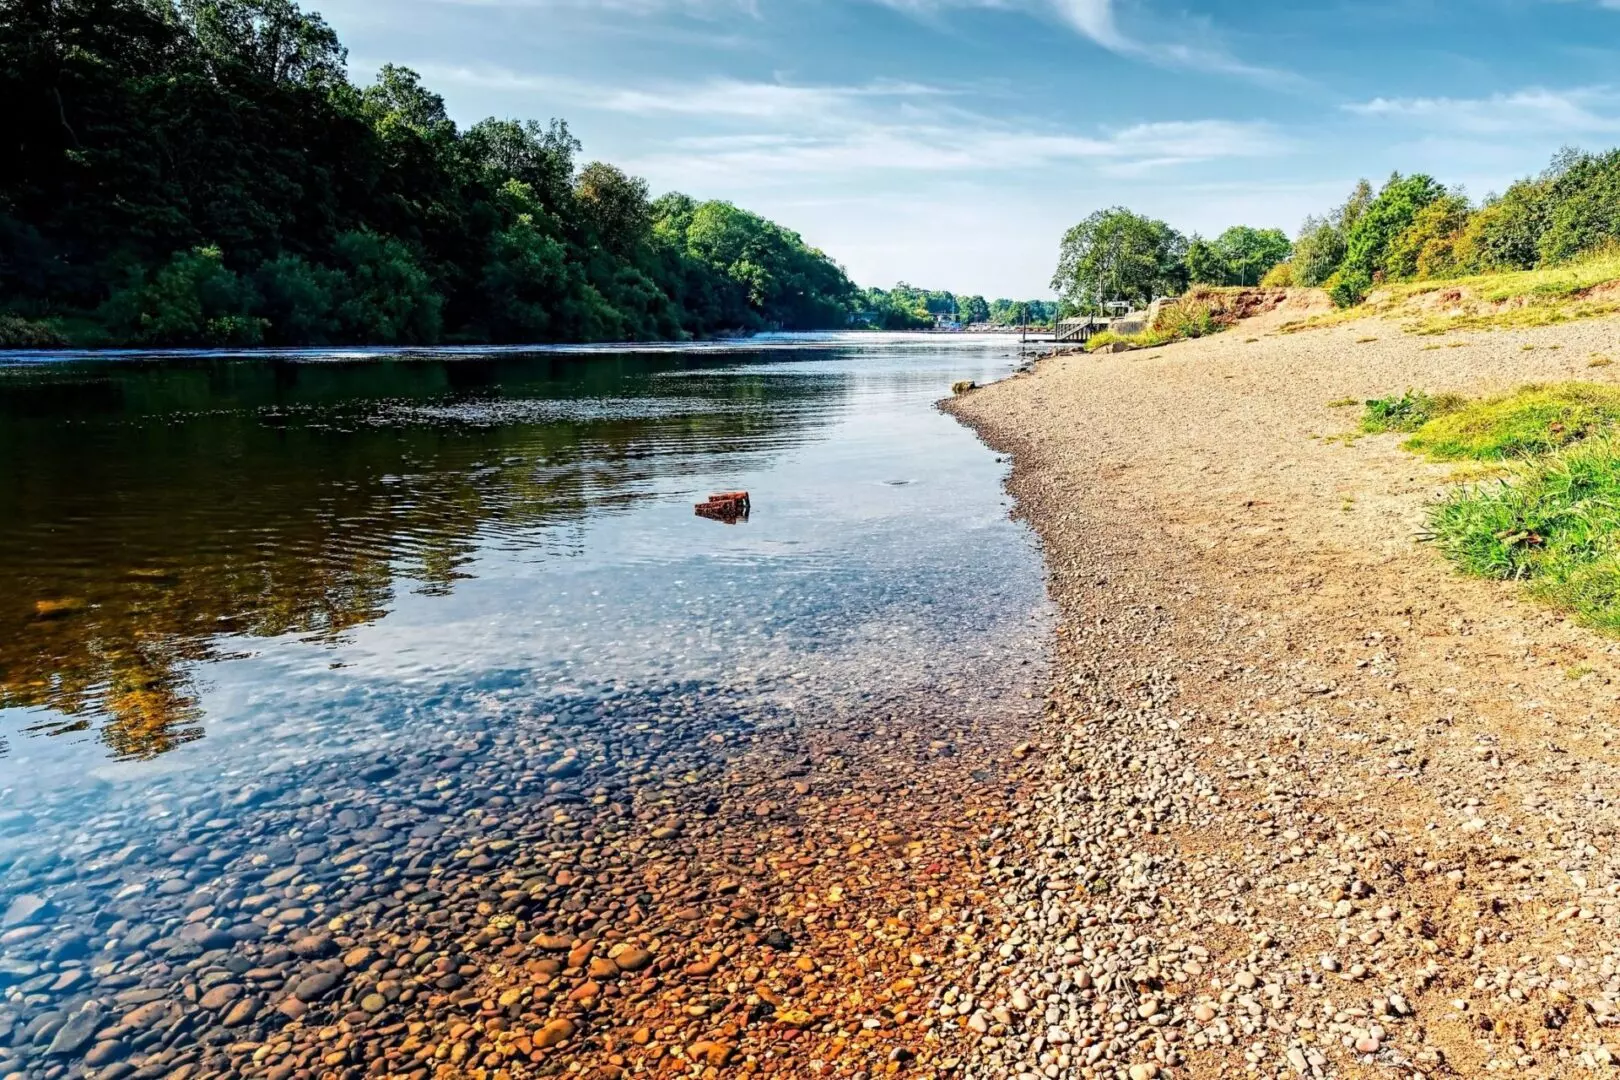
[0,338,1049,829]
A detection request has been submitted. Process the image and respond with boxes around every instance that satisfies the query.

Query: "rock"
[293,971,342,1002]
[688,1040,735,1066]
[1128,1066,1158,1080]
[47,1008,102,1057]
[360,993,387,1013]
[777,1009,815,1029]
[222,998,261,1027]
[613,947,653,973]
[4,894,54,929]
[199,983,243,1011]
[85,1039,129,1068]
[1194,1003,1217,1023]
[536,1019,576,1048]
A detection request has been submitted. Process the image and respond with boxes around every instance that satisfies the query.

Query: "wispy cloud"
[870,0,1298,86]
[1345,86,1620,134]
[422,66,949,121]
[422,65,1286,181]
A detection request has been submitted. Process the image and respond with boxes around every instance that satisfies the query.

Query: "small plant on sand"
[1361,390,1463,434]
[1429,436,1620,631]
[1356,336,1378,344]
[1591,354,1614,368]
[1405,383,1620,460]
[1327,397,1359,408]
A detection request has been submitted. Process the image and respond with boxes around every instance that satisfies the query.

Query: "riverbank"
[946,309,1620,1078]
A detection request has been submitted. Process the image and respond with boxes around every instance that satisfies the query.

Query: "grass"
[1084,286,1259,353]
[1360,390,1465,434]
[1281,250,1620,336]
[1403,383,1620,460]
[1429,437,1620,633]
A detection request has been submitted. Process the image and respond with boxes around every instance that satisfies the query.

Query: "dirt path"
[946,309,1620,1079]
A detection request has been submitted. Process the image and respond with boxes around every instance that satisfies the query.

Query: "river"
[0,334,1050,1077]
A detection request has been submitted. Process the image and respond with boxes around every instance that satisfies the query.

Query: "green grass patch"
[1326,397,1359,408]
[1429,437,1620,632]
[1404,383,1620,460]
[1361,390,1465,434]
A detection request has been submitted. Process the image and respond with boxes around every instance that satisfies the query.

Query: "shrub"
[98,246,266,347]
[1405,382,1620,460]
[1455,185,1548,273]
[1325,268,1373,309]
[1260,261,1295,288]
[1539,149,1620,265]
[0,314,67,348]
[1386,195,1470,281]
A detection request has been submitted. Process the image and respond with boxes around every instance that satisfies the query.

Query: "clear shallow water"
[0,333,1047,832]
[0,336,1053,1071]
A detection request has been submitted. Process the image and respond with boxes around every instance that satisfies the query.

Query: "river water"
[0,335,1051,1076]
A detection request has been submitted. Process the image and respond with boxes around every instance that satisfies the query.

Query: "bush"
[0,314,68,348]
[1455,185,1547,272]
[1539,149,1620,265]
[1386,195,1470,281]
[1405,382,1620,460]
[1325,268,1373,309]
[98,246,266,347]
[1260,261,1295,288]
[329,231,443,344]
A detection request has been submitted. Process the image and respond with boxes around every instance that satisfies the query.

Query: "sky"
[310,0,1620,298]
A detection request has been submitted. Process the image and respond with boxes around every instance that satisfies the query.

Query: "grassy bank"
[1360,382,1620,630]
[1287,252,1620,336]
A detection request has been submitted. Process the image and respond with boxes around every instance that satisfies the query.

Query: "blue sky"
[312,0,1620,297]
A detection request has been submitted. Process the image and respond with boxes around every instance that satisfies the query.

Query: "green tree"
[1183,236,1231,285]
[1342,173,1446,282]
[1212,226,1291,286]
[1052,208,1187,312]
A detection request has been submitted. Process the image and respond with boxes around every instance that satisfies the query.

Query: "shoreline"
[943,312,1620,1078]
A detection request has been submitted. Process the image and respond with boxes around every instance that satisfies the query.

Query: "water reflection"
[0,353,842,760]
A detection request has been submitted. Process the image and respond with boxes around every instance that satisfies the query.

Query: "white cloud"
[422,65,1285,180]
[1345,87,1620,134]
[870,0,1297,85]
[421,66,950,121]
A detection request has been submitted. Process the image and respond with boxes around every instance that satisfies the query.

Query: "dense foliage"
[1271,148,1620,308]
[854,285,1055,329]
[1051,208,1191,314]
[0,0,859,346]
[1055,146,1620,316]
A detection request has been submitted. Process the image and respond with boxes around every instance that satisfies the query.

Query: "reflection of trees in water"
[0,353,842,760]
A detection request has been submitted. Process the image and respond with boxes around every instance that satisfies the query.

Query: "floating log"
[695,490,751,523]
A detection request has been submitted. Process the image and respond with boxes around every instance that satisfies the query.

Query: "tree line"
[1050,146,1620,315]
[855,285,1057,330]
[0,0,861,348]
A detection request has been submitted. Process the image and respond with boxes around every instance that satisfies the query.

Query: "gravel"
[944,306,1620,1078]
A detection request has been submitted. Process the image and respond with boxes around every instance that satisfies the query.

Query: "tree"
[1385,193,1470,281]
[1183,236,1230,286]
[1291,217,1347,287]
[1052,208,1187,313]
[1342,172,1446,281]
[1212,226,1291,286]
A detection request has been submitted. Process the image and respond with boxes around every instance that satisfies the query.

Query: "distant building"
[934,314,963,331]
